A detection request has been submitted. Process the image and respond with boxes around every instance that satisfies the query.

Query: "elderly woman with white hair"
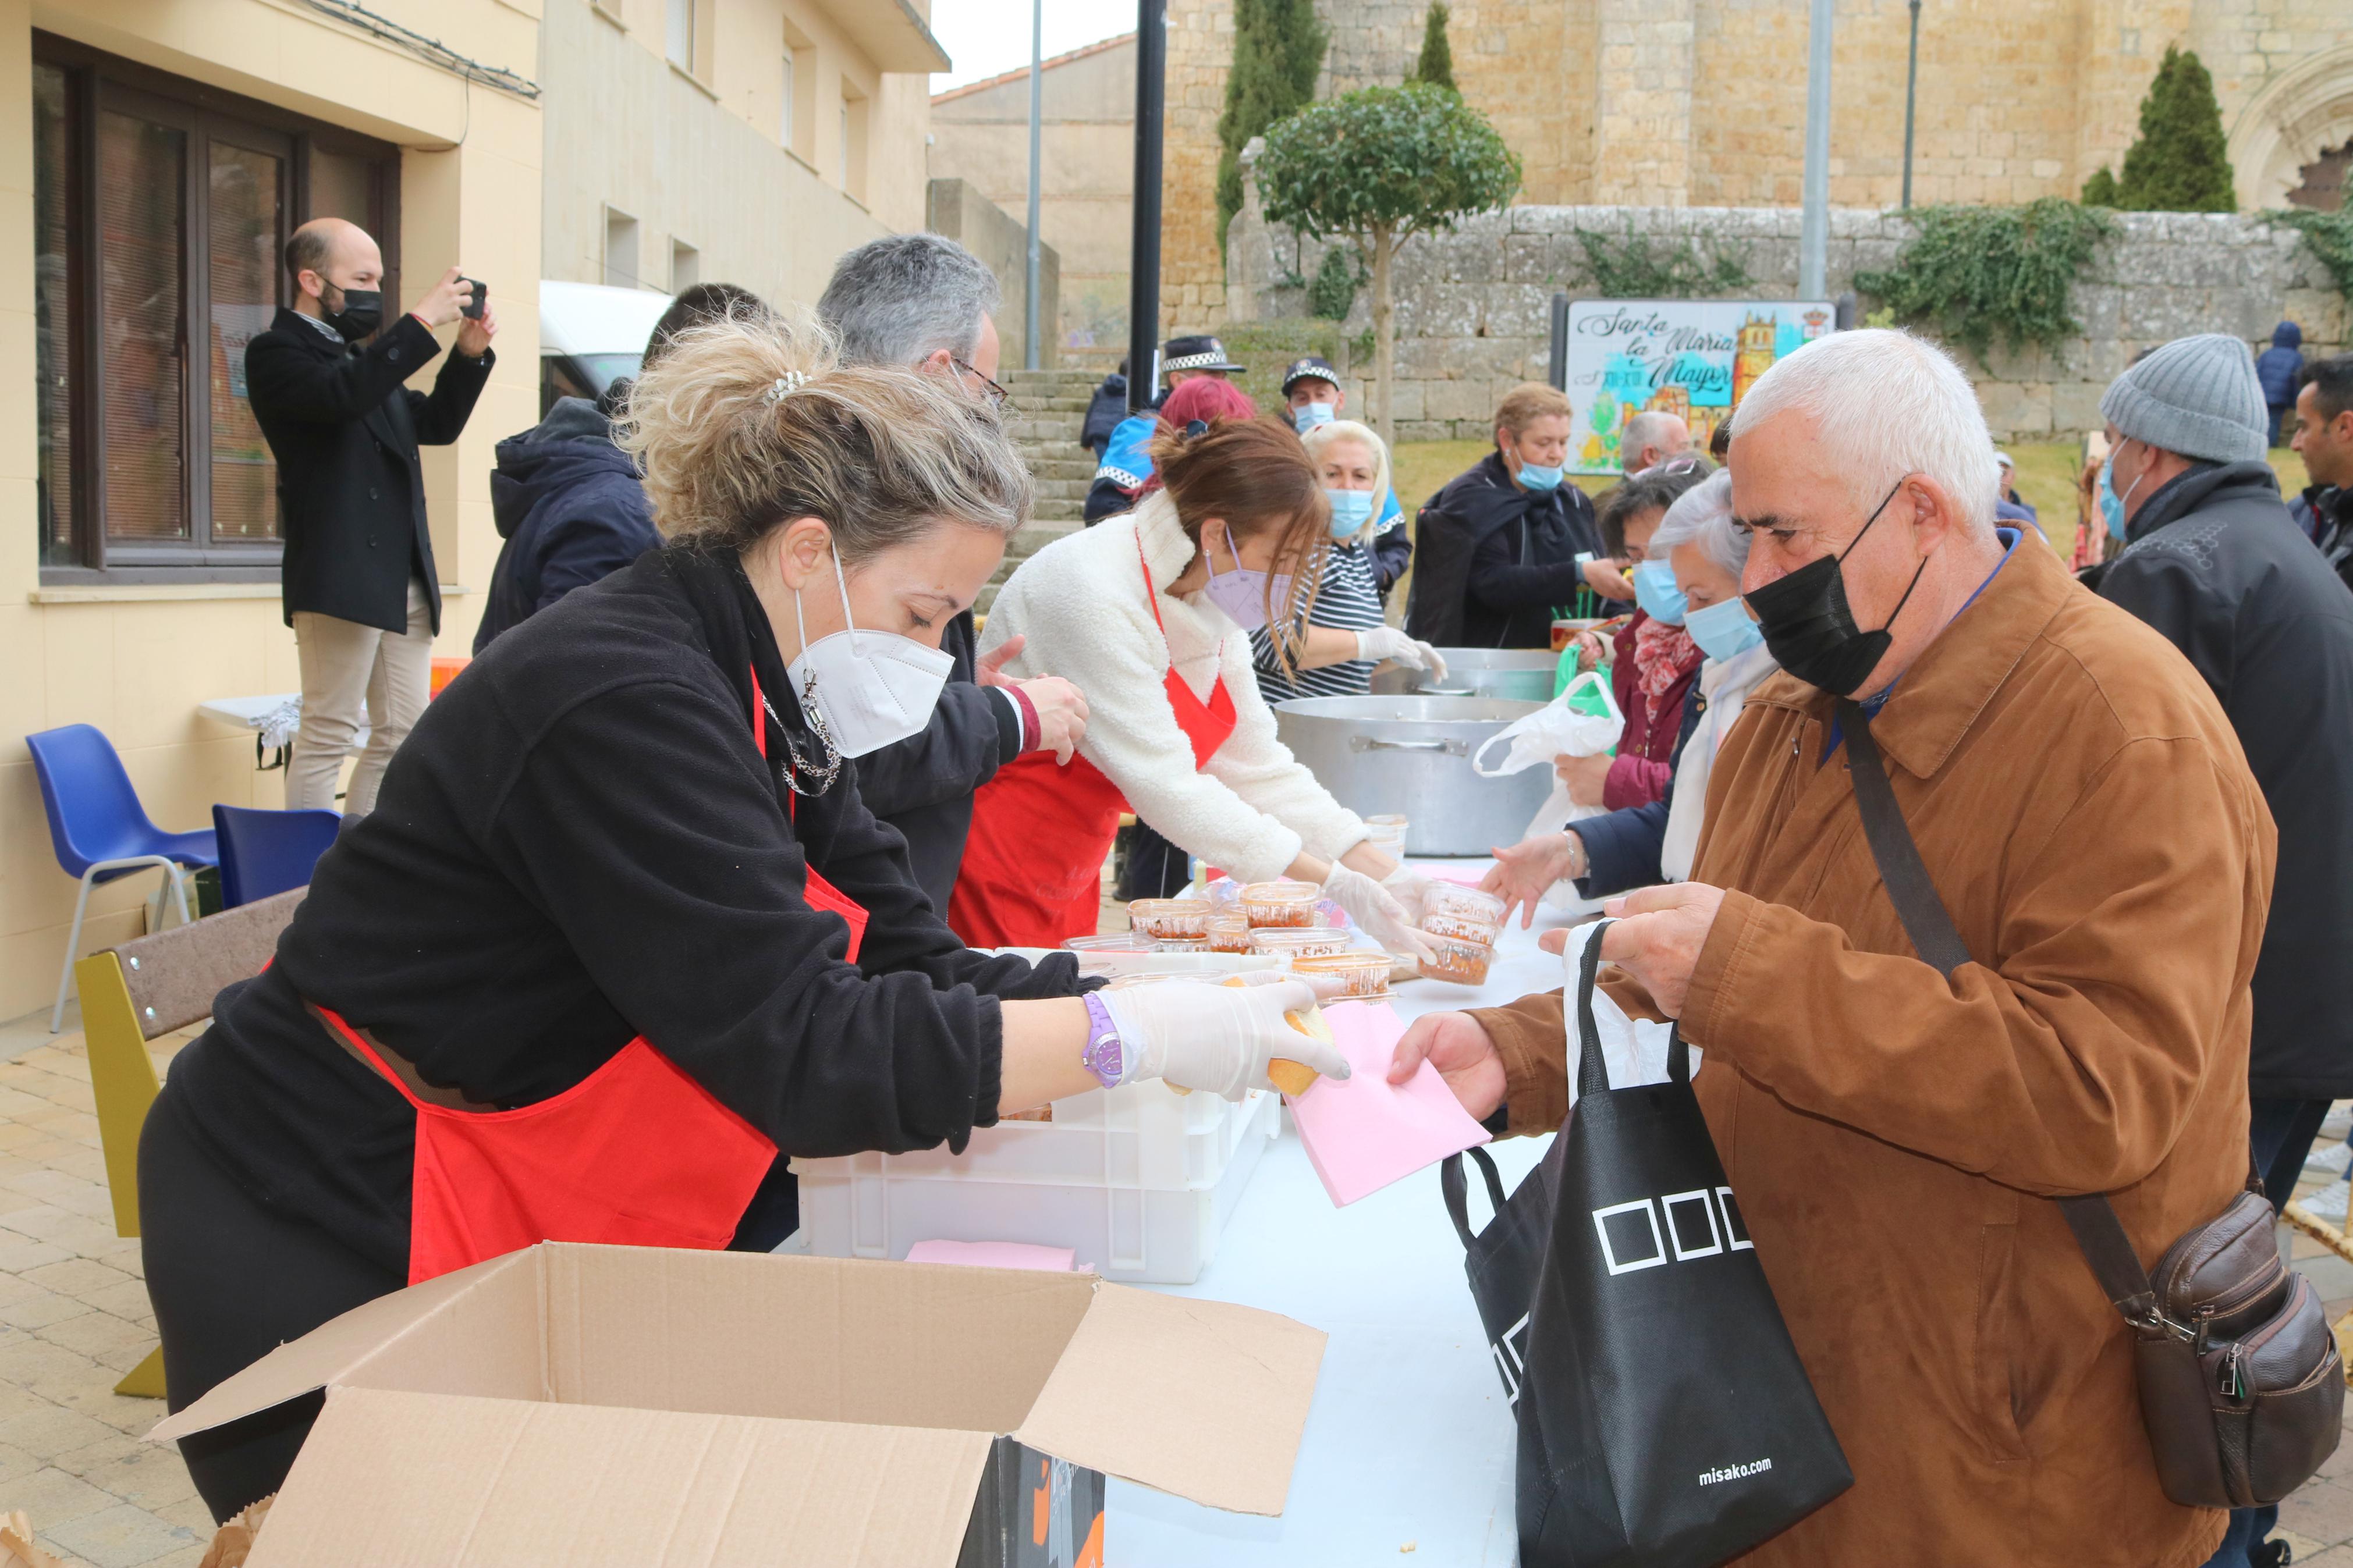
[1484,470,1776,917]
[1249,418,1447,702]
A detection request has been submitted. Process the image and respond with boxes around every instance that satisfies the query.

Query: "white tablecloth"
[1109,861,1580,1565]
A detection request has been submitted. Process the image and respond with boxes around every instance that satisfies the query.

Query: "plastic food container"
[1064,933,1155,955]
[1364,813,1409,835]
[1250,927,1351,961]
[1204,877,1243,910]
[1206,914,1254,953]
[1154,936,1212,954]
[1128,897,1212,939]
[1290,950,1392,999]
[1421,884,1507,945]
[1419,934,1496,986]
[1243,880,1320,928]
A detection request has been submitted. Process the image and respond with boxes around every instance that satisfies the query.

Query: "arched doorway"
[2228,45,2353,209]
[2288,141,2350,214]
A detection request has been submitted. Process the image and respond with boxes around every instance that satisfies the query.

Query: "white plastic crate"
[790,1084,1279,1283]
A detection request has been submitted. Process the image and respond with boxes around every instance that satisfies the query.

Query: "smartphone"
[459,277,487,321]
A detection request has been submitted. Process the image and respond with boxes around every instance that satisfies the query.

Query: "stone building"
[930,33,1138,364]
[1161,0,2353,326]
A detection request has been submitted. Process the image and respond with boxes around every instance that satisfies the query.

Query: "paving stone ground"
[0,992,2347,1564]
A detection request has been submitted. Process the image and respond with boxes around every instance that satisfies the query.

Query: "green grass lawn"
[1390,439,2317,568]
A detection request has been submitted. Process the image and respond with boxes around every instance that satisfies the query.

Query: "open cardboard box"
[150,1243,1326,1566]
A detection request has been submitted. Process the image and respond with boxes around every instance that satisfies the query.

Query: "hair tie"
[1184,418,1209,439]
[763,371,809,406]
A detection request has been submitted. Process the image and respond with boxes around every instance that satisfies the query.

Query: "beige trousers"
[288,578,432,815]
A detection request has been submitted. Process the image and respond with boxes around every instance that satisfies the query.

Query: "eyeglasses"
[952,358,1010,410]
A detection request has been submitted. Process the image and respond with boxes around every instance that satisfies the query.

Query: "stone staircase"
[984,366,1103,616]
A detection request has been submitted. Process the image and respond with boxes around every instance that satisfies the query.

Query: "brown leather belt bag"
[1844,702,2342,1508]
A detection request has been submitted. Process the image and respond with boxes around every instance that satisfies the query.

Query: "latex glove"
[1097,977,1351,1100]
[1379,863,1439,924]
[1323,862,1438,962]
[1355,626,1449,681]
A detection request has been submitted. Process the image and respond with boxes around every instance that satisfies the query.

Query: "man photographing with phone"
[246,217,497,816]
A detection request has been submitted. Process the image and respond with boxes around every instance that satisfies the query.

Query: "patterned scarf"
[1632,613,1703,727]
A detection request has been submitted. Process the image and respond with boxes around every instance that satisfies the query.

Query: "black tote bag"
[1442,1140,1560,1405]
[1503,923,1851,1566]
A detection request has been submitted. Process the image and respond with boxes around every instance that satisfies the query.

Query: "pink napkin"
[1289,1000,1492,1207]
[904,1239,1077,1272]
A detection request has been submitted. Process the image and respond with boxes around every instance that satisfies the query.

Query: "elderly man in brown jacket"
[1397,329,2270,1565]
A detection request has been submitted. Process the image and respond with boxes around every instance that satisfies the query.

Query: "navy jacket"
[2099,460,2353,1097]
[475,398,661,653]
[2256,322,2304,409]
[1572,692,1706,897]
[245,308,492,634]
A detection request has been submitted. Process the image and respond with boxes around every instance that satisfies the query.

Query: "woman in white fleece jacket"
[949,417,1439,953]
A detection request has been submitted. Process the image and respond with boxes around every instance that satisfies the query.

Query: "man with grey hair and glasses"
[817,234,1088,916]
[1397,328,2267,1563]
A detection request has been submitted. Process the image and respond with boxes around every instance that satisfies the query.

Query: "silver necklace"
[760,675,841,796]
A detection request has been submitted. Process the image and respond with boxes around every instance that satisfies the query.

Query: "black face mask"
[1744,478,1927,697]
[323,284,382,341]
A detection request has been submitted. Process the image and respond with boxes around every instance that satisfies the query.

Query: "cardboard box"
[150,1243,1327,1567]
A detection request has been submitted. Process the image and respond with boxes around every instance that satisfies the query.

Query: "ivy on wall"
[1571,226,1754,298]
[2263,209,2353,308]
[1852,198,2116,364]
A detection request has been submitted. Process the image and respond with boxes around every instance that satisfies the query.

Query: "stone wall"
[1156,0,2353,335]
[1226,195,2353,443]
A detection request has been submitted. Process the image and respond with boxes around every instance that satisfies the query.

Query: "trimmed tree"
[1407,3,1456,93]
[2082,45,2237,212]
[1257,83,1522,443]
[1216,0,1326,258]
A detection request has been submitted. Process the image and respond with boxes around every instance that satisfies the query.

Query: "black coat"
[1082,372,1132,456]
[854,611,1022,914]
[1406,451,1600,647]
[2098,460,2353,1098]
[475,398,661,652]
[244,308,493,634]
[162,546,1085,1275]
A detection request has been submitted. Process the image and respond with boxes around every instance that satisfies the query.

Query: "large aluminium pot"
[1274,694,1551,858]
[1369,647,1557,703]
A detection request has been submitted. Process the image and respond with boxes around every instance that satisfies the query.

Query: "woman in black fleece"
[140,310,1339,1521]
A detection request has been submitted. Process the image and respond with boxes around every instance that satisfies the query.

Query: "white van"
[538,280,675,416]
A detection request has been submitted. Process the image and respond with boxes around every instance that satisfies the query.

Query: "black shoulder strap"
[1837,701,2163,1327]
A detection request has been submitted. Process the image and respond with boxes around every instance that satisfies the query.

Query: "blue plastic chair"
[26,725,219,1032]
[211,805,342,909]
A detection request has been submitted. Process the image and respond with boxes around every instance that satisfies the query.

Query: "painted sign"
[1562,300,1836,475]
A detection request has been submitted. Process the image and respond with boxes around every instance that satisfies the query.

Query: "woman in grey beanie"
[2093,329,2353,1568]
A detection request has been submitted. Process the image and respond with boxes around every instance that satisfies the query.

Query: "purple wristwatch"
[1080,991,1126,1087]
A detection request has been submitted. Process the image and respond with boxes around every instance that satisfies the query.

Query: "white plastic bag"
[1470,669,1624,778]
[1562,920,1701,1111]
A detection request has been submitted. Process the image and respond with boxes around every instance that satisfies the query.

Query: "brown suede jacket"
[1474,538,2272,1566]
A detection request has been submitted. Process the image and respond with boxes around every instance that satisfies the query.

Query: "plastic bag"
[1472,670,1624,778]
[1561,920,1700,1112]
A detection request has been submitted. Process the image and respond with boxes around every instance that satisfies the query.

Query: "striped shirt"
[1251,540,1387,703]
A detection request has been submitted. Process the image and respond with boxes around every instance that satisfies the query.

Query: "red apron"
[323,665,869,1285]
[950,532,1239,947]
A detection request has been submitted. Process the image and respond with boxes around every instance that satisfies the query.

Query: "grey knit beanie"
[2098,333,2269,464]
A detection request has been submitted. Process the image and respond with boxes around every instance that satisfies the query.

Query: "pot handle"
[1351,736,1467,755]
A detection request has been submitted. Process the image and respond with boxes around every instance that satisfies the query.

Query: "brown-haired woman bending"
[951,413,1448,952]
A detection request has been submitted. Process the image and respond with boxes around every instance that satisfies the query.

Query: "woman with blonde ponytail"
[136,309,1346,1523]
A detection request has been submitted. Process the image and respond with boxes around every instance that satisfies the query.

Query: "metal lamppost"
[1798,0,1833,300]
[1901,0,1922,209]
[1127,0,1165,414]
[1024,0,1044,371]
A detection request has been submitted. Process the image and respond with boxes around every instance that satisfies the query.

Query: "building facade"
[540,0,943,310]
[929,33,1136,364]
[1162,0,2353,326]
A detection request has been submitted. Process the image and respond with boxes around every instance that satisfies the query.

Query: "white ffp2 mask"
[786,547,954,759]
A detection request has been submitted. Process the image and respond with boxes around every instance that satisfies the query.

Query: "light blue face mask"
[1632,559,1688,625]
[1684,595,1764,663]
[1516,461,1564,492]
[2097,456,2126,540]
[1325,487,1375,538]
[1293,401,1336,434]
